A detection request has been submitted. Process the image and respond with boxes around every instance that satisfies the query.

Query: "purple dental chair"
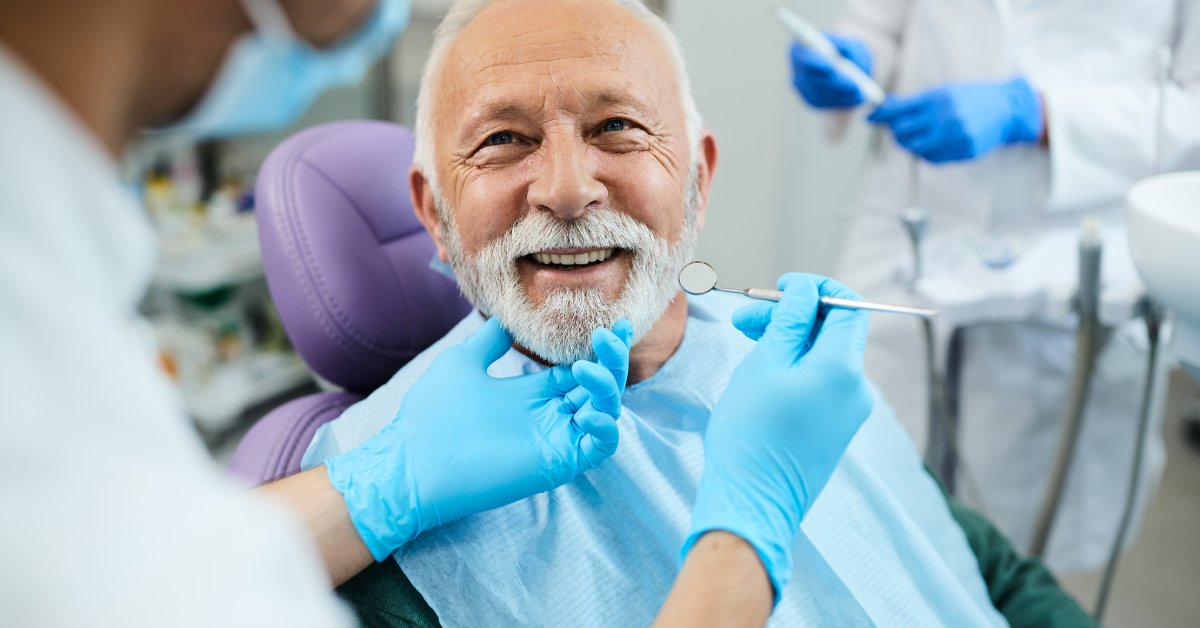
[227,120,471,486]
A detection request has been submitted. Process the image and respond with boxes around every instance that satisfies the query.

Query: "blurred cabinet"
[128,139,311,434]
[124,15,408,435]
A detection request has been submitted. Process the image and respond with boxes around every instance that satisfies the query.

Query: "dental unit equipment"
[1032,48,1176,587]
[1093,46,1175,622]
[1030,217,1105,559]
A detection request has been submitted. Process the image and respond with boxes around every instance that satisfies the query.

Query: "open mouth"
[524,247,622,270]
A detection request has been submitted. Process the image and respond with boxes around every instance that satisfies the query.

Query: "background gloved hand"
[868,77,1043,163]
[789,34,874,108]
[683,274,873,603]
[327,318,634,560]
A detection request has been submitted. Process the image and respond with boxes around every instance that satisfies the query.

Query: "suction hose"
[1090,47,1175,608]
[1030,218,1104,558]
[1093,299,1163,621]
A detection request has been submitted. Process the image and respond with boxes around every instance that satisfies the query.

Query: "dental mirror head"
[679,261,719,295]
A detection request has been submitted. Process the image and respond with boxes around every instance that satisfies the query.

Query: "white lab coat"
[830,0,1200,571]
[0,48,353,626]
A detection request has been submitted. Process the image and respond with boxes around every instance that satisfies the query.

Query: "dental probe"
[773,5,888,107]
[679,261,938,319]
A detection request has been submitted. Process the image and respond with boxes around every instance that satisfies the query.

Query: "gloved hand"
[683,274,873,603]
[789,34,874,108]
[327,318,634,560]
[868,77,1043,163]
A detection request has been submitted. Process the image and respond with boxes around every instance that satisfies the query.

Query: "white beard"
[438,171,701,365]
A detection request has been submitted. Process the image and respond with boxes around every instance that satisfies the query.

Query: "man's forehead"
[439,0,673,109]
[454,0,653,54]
[453,30,634,78]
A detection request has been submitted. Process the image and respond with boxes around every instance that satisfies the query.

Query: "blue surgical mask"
[158,0,409,139]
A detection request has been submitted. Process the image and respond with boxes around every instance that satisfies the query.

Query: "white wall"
[668,0,870,287]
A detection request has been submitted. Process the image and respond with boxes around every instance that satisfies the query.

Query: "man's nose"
[526,140,608,220]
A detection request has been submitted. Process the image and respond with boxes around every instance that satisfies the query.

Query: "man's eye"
[485,131,514,146]
[601,119,629,133]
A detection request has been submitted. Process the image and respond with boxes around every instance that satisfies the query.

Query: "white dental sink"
[1127,171,1200,380]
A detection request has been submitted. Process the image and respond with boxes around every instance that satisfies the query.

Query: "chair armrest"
[229,392,362,486]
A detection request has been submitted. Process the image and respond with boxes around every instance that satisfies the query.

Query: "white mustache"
[496,208,656,260]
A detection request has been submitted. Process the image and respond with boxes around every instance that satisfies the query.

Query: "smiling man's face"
[411,0,716,364]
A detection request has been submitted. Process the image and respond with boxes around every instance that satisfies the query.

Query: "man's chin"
[509,333,597,366]
[497,296,618,366]
[509,340,591,367]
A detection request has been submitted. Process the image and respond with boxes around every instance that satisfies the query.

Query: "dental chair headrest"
[256,120,471,392]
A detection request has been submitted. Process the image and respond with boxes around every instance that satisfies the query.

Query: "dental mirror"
[678,260,938,319]
[679,260,720,296]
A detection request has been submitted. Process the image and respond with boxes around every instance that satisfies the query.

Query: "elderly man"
[303,0,1093,625]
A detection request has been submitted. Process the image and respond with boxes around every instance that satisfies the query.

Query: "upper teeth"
[533,248,615,266]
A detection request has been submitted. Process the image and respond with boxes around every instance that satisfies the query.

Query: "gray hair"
[412,0,703,197]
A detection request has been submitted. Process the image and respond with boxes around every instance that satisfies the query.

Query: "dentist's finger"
[574,409,620,469]
[591,326,631,394]
[732,301,777,341]
[461,318,515,369]
[572,360,623,418]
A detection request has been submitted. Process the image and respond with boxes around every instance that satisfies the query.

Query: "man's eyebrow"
[456,91,659,148]
[457,101,532,148]
[478,101,527,120]
[588,90,655,118]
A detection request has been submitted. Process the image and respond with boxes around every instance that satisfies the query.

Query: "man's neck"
[625,293,689,385]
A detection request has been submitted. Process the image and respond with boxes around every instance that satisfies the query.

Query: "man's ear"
[693,132,719,231]
[410,167,449,262]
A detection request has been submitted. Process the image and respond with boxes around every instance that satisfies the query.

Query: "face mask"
[158,0,409,139]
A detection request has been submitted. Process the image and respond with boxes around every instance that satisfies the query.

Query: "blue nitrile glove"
[789,34,874,108]
[327,317,634,560]
[868,77,1043,163]
[683,274,873,603]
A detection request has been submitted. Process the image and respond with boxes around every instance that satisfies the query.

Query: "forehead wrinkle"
[465,50,629,84]
[451,60,655,128]
[444,47,631,125]
[463,16,632,60]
